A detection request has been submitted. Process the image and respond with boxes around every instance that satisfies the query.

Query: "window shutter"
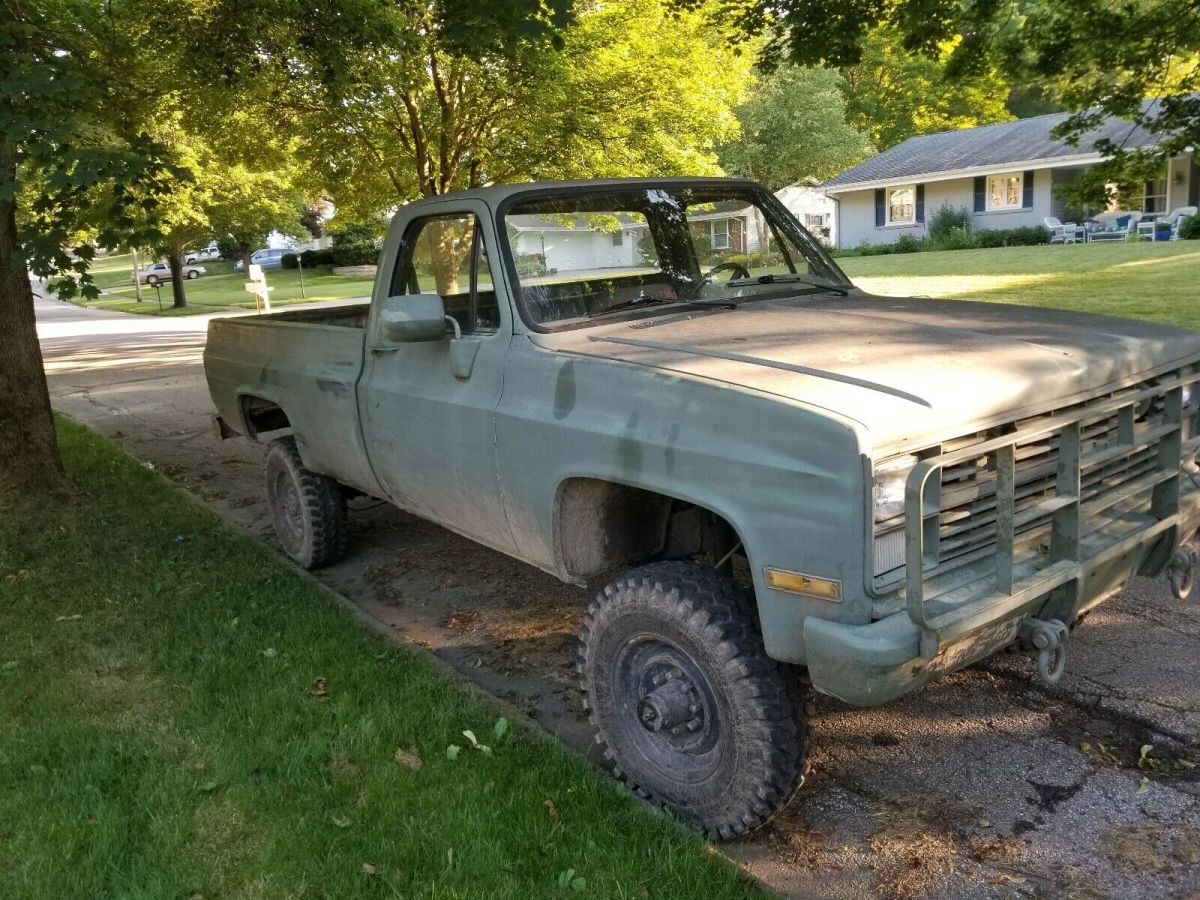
[874,189,886,227]
[916,184,925,224]
[1022,170,1035,208]
[974,176,986,213]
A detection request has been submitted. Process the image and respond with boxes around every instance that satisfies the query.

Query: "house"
[774,184,837,244]
[820,104,1199,248]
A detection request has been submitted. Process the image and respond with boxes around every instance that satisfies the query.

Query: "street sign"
[248,263,263,281]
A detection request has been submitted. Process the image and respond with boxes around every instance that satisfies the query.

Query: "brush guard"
[903,373,1200,668]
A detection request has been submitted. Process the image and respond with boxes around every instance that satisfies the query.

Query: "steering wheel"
[706,261,750,282]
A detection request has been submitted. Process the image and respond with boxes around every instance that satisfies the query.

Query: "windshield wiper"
[589,296,736,318]
[730,274,850,296]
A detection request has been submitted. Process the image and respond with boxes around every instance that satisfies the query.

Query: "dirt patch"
[1100,823,1200,873]
[868,792,1027,897]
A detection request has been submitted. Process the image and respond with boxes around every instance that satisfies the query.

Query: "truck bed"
[203,302,382,497]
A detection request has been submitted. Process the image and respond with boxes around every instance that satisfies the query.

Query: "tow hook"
[1019,618,1069,685]
[1168,547,1197,601]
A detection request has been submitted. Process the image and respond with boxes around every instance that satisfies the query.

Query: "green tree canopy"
[718,66,873,189]
[197,0,754,224]
[842,29,1013,150]
[684,0,1200,202]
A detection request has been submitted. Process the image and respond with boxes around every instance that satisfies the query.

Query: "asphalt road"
[36,293,1200,899]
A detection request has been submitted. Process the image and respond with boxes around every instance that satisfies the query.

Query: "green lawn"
[838,240,1200,331]
[0,420,762,899]
[80,253,373,316]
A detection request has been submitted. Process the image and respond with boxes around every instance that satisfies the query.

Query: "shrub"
[930,225,978,251]
[927,203,972,243]
[1179,214,1200,240]
[893,233,924,253]
[301,248,336,267]
[973,226,1050,248]
[281,252,300,269]
[330,224,381,267]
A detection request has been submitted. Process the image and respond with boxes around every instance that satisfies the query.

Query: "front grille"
[873,371,1195,589]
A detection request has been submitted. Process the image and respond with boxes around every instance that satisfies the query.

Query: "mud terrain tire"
[265,437,348,570]
[578,561,807,838]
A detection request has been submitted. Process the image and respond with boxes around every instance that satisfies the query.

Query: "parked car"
[185,244,220,263]
[132,261,206,285]
[205,176,1200,839]
[233,247,290,272]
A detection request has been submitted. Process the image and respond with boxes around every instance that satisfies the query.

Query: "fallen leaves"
[544,799,560,822]
[306,676,329,700]
[394,747,422,771]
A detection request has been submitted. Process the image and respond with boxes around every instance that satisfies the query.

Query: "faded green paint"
[203,177,1200,710]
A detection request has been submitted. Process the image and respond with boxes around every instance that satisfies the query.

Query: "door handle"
[368,344,400,354]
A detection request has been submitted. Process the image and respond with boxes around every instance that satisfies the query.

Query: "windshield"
[501,184,849,329]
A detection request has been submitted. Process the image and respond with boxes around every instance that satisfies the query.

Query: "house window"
[610,231,623,247]
[1143,175,1168,215]
[887,186,915,225]
[804,213,828,230]
[987,173,1023,210]
[710,219,731,250]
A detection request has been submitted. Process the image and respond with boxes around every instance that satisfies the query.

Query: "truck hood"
[553,292,1200,453]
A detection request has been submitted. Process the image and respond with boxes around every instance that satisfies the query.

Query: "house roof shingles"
[821,105,1163,191]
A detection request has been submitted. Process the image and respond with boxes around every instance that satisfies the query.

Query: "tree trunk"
[0,140,67,495]
[168,241,187,308]
[240,243,252,276]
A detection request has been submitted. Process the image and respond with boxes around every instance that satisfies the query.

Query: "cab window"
[390,212,499,334]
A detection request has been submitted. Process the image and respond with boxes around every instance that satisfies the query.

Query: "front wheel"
[578,562,807,839]
[146,275,159,286]
[264,437,348,569]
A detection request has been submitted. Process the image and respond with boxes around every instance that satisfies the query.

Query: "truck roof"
[401,176,763,210]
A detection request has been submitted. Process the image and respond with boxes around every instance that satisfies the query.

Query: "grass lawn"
[79,253,373,316]
[0,420,762,899]
[838,240,1200,331]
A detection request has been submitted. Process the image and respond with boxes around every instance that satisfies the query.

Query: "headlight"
[873,454,918,524]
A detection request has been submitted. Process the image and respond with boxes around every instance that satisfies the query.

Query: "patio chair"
[1086,210,1143,243]
[1044,217,1083,244]
[1165,206,1198,240]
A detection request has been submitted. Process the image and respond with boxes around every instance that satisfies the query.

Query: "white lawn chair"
[1164,206,1198,240]
[1044,217,1082,244]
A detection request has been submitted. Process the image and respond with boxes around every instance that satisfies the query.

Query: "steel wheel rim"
[269,469,304,549]
[610,634,723,786]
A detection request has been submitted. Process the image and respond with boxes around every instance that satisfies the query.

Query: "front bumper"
[807,373,1200,706]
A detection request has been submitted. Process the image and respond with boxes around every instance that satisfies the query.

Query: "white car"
[133,261,206,285]
[185,245,220,263]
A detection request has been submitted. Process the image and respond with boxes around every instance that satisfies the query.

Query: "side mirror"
[379,293,447,343]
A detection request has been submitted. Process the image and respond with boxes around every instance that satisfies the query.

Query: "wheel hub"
[634,663,706,742]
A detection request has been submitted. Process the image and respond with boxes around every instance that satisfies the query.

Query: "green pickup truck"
[205,177,1200,838]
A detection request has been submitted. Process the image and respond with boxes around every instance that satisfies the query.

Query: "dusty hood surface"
[550,292,1200,453]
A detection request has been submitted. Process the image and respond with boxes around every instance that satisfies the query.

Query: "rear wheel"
[578,561,807,839]
[186,269,199,279]
[265,437,348,569]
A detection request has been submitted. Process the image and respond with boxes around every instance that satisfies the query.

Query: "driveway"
[37,294,1200,899]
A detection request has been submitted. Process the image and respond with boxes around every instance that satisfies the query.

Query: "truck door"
[358,202,517,554]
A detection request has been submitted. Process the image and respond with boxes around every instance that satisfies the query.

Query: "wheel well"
[240,395,292,441]
[554,478,740,580]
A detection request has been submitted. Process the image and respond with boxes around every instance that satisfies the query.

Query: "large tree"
[200,0,754,225]
[841,28,1013,150]
[1,0,174,493]
[719,65,873,189]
